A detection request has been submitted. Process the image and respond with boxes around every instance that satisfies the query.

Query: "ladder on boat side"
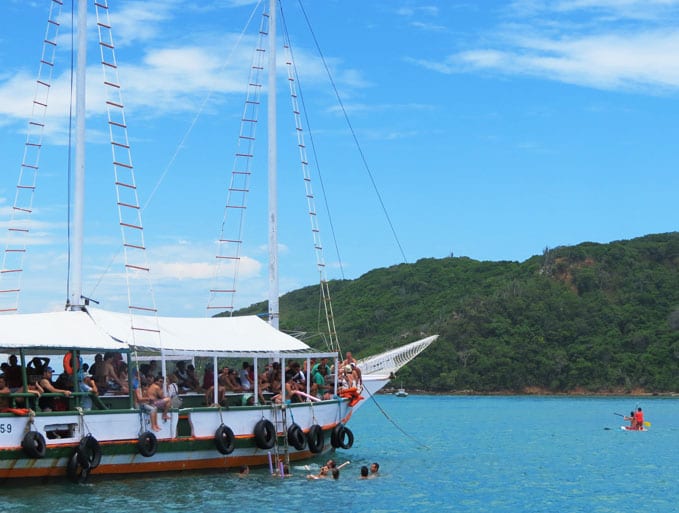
[271,403,291,472]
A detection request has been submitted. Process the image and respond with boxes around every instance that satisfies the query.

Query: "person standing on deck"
[634,407,644,430]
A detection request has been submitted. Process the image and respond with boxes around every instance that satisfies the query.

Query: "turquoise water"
[4,395,678,512]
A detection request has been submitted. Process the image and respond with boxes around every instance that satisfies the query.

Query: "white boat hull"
[0,399,353,480]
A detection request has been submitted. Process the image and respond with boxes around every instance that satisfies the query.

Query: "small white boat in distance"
[394,387,408,398]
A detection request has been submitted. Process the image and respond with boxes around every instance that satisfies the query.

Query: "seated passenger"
[4,354,22,391]
[89,353,104,379]
[338,365,355,391]
[226,369,243,392]
[147,360,159,379]
[0,376,12,409]
[341,351,362,386]
[117,362,129,394]
[202,363,215,391]
[186,364,201,392]
[147,375,171,421]
[288,361,305,387]
[38,367,71,412]
[167,374,181,407]
[239,362,253,391]
[311,357,331,376]
[79,372,99,411]
[174,361,191,392]
[133,374,160,432]
[100,352,126,394]
[259,365,271,393]
[272,371,302,404]
[27,356,50,383]
[312,365,332,400]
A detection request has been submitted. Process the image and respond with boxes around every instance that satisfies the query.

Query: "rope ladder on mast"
[0,0,64,313]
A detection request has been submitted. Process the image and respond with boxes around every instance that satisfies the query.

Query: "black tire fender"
[253,419,276,450]
[215,424,236,455]
[67,449,90,484]
[137,431,158,457]
[337,426,354,449]
[78,434,102,469]
[287,423,306,451]
[21,431,46,459]
[306,424,324,454]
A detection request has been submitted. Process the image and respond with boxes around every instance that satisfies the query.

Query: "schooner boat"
[0,0,435,482]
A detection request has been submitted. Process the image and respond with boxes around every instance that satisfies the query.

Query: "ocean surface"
[4,395,678,513]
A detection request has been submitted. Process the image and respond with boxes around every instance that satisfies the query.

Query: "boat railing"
[1,390,112,412]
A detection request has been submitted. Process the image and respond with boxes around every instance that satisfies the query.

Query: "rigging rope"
[362,385,430,450]
[279,6,345,280]
[295,0,409,264]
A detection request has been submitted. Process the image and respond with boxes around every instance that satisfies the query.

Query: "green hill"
[235,232,679,394]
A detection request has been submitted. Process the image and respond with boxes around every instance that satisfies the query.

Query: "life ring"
[306,424,324,454]
[63,352,81,375]
[22,431,46,459]
[215,424,235,455]
[331,423,354,449]
[253,419,276,450]
[67,448,90,484]
[78,434,102,469]
[287,423,306,451]
[137,431,158,457]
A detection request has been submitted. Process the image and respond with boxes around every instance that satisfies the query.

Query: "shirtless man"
[306,465,329,480]
[147,376,171,421]
[133,376,161,432]
[101,352,125,393]
[341,351,362,386]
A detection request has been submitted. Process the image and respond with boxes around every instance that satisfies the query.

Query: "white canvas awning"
[0,307,318,358]
[88,307,312,355]
[0,309,127,352]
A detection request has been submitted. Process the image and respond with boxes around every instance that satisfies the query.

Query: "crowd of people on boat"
[1,351,363,413]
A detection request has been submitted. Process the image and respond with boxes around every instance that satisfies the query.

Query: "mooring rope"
[362,384,430,450]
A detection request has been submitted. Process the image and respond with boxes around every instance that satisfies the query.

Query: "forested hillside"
[235,233,679,393]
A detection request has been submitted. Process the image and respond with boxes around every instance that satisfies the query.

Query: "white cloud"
[410,2,679,94]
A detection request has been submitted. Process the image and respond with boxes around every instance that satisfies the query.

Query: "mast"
[267,0,279,329]
[69,0,87,310]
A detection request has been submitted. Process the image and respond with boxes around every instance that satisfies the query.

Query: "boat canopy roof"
[0,309,127,352]
[88,307,314,356]
[0,307,324,358]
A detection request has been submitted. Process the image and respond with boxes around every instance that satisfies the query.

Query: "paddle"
[613,412,625,417]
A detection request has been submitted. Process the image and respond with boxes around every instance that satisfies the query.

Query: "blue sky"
[1,0,678,317]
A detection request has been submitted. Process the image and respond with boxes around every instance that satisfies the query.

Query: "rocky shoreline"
[381,386,679,397]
